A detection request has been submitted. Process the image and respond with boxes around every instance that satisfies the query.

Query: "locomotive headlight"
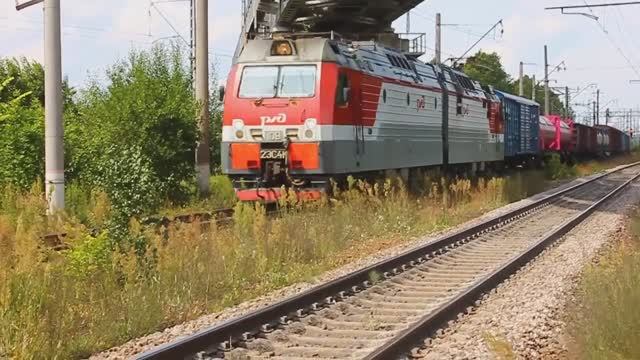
[304,118,317,139]
[232,119,245,139]
[304,129,314,139]
[272,40,293,56]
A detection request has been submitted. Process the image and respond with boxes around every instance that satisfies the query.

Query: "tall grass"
[545,154,578,180]
[569,210,640,359]
[576,151,640,177]
[157,175,237,217]
[544,150,640,181]
[0,177,509,359]
[1,152,638,359]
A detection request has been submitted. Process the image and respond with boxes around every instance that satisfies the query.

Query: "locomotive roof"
[237,37,341,63]
[237,36,492,101]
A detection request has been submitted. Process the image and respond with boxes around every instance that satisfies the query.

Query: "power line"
[546,1,640,10]
[452,19,504,65]
[570,65,638,71]
[150,2,189,47]
[1,17,152,38]
[612,8,640,61]
[409,9,500,39]
[0,21,233,59]
[0,23,153,44]
[581,0,640,78]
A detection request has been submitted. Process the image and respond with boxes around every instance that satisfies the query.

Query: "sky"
[1,0,640,128]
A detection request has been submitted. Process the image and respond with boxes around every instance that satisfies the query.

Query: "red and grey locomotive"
[221,34,504,201]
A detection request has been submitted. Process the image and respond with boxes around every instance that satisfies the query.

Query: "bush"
[100,145,167,218]
[0,77,44,189]
[67,43,198,217]
[66,232,113,278]
[544,153,577,180]
[0,57,75,109]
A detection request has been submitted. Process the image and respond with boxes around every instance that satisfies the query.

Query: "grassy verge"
[568,209,640,359]
[156,175,237,218]
[1,154,639,359]
[542,152,640,181]
[0,177,509,359]
[576,152,640,177]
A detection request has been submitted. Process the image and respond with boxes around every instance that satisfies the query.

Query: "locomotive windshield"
[239,65,317,98]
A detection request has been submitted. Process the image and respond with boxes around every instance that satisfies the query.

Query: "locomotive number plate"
[260,149,287,160]
[264,130,284,142]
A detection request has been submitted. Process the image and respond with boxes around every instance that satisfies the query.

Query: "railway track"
[137,163,640,360]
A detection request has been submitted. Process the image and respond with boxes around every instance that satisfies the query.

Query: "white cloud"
[2,0,639,117]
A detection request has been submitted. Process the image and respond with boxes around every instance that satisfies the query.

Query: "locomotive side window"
[239,65,317,98]
[336,72,350,106]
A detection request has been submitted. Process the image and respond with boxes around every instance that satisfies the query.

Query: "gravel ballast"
[89,168,630,360]
[413,182,640,359]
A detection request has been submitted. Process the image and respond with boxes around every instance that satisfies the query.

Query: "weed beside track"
[1,154,639,359]
[568,208,640,359]
[0,177,507,359]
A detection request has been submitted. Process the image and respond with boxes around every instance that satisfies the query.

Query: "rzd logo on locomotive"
[261,113,287,125]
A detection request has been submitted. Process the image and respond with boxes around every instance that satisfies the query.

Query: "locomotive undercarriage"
[230,154,510,203]
[230,141,330,202]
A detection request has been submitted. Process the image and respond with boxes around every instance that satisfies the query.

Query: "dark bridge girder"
[235,0,424,59]
[278,0,424,32]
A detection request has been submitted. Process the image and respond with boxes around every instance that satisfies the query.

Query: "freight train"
[221,34,630,202]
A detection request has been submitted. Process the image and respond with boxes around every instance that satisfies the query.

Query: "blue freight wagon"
[495,91,540,166]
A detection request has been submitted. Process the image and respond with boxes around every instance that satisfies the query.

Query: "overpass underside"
[236,0,424,58]
[277,0,424,32]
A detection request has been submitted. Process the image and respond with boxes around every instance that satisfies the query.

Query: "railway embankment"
[564,207,640,359]
[411,172,640,360]
[91,161,639,359]
[0,155,638,359]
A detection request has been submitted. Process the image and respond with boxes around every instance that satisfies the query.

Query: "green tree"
[461,51,570,116]
[0,57,75,110]
[462,51,513,92]
[67,43,198,217]
[512,74,569,116]
[0,77,45,189]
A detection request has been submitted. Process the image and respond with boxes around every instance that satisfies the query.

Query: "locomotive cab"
[222,37,342,201]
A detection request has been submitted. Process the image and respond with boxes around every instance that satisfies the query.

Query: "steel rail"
[136,162,640,360]
[365,167,640,359]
